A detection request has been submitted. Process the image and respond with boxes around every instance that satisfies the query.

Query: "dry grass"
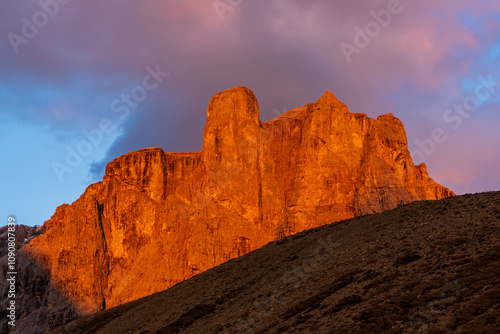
[51,191,500,334]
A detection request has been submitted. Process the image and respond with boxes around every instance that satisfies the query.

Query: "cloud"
[1,0,500,228]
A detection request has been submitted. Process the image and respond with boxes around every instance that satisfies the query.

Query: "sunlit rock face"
[21,87,453,319]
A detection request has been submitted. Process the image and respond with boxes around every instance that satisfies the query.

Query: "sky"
[1,0,499,227]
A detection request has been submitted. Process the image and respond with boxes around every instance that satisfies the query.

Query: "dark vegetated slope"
[52,191,500,334]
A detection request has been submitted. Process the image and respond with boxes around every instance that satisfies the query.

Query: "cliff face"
[49,191,500,334]
[7,87,453,331]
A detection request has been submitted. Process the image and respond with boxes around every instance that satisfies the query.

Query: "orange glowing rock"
[22,87,453,324]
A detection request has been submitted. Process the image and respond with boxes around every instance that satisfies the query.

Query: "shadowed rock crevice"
[50,191,499,333]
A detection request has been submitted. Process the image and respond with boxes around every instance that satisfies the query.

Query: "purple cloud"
[1,0,499,226]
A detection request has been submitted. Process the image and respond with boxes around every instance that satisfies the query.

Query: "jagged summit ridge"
[2,87,454,333]
[315,89,347,113]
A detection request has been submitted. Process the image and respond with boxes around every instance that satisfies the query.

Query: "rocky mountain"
[0,225,44,258]
[0,87,453,333]
[51,191,500,333]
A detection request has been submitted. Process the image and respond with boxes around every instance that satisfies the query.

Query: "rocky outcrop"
[0,224,44,258]
[1,87,453,333]
[49,191,500,334]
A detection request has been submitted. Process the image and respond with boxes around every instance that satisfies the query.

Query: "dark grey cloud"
[1,0,499,194]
